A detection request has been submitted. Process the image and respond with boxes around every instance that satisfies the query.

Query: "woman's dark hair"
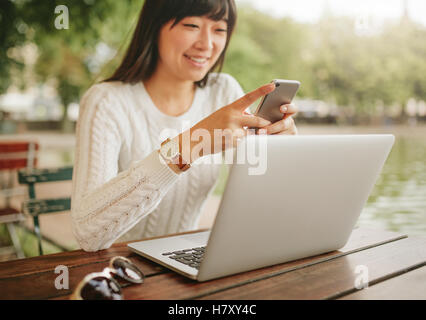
[105,0,237,88]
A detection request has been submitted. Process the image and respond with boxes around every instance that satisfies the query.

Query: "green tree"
[224,6,311,96]
[2,1,426,126]
[1,0,143,131]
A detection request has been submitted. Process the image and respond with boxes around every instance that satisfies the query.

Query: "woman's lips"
[184,54,210,67]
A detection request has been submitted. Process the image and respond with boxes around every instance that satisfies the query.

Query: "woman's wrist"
[174,130,200,165]
[164,125,210,170]
[158,135,193,174]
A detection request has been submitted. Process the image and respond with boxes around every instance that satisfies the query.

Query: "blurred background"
[0,0,425,260]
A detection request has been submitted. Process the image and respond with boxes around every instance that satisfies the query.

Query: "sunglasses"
[71,256,145,300]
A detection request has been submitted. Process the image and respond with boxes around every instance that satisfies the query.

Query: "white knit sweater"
[71,73,244,251]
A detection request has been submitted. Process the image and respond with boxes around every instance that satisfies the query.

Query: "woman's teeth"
[190,57,206,63]
[185,55,207,64]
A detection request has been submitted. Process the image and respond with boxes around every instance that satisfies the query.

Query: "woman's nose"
[195,29,214,51]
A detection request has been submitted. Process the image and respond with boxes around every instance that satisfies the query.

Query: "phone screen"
[255,80,300,123]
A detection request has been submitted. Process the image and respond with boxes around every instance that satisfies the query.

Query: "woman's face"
[156,15,228,83]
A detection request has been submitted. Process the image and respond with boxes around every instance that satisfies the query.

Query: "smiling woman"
[105,0,237,87]
[71,0,298,252]
[158,16,228,82]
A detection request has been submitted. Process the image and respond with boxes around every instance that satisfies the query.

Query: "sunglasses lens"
[80,276,122,300]
[112,257,144,283]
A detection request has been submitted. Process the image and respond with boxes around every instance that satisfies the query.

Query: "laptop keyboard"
[162,246,206,270]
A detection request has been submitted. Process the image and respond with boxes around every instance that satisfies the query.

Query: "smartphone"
[254,79,300,123]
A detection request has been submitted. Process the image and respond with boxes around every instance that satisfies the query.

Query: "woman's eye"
[183,24,199,29]
[216,28,227,33]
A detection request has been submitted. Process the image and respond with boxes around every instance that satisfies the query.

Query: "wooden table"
[0,227,425,300]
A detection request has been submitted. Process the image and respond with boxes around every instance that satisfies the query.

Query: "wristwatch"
[158,138,191,173]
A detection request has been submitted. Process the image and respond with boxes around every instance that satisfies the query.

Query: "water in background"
[214,126,426,236]
[357,133,426,236]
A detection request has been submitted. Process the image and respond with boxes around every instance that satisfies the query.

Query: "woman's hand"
[262,104,298,135]
[177,83,276,163]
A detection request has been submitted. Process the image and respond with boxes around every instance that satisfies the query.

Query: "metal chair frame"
[18,166,73,256]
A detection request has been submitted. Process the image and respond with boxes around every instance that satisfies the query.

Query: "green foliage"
[305,16,426,112]
[1,1,426,120]
[0,1,27,92]
[224,7,310,93]
[224,8,426,116]
[0,0,143,130]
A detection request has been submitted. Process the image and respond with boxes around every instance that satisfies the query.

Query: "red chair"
[0,141,39,259]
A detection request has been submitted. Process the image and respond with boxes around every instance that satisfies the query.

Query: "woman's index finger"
[231,83,276,111]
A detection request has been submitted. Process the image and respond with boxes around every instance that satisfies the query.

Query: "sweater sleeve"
[71,84,179,252]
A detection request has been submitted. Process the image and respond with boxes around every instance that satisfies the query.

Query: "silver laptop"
[128,134,395,281]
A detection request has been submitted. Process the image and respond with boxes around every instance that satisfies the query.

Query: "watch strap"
[160,138,191,172]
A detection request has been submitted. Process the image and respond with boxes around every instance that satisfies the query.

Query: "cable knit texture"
[71,73,245,251]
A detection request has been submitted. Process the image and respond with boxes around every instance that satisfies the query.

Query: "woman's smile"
[155,16,228,82]
[183,54,211,68]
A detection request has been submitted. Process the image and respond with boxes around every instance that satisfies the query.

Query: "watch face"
[161,140,179,160]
